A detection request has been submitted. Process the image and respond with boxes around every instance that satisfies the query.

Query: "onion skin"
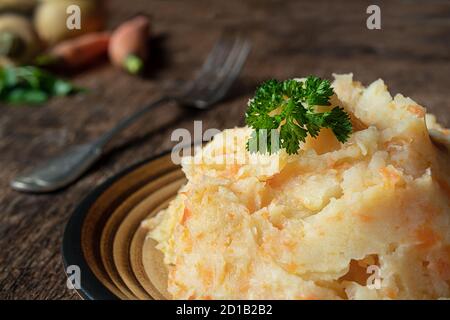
[108,15,150,74]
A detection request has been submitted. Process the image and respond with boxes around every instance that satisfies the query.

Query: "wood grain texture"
[0,0,449,299]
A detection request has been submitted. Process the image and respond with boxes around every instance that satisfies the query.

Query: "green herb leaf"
[6,88,48,104]
[52,79,73,96]
[0,66,83,105]
[304,76,334,107]
[245,76,353,155]
[322,106,353,143]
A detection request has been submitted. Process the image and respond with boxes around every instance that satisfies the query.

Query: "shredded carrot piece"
[416,226,441,249]
[379,166,402,187]
[266,173,283,188]
[181,207,192,225]
[385,288,398,299]
[239,282,250,293]
[197,264,214,287]
[331,161,352,170]
[359,214,375,223]
[407,105,426,118]
[285,262,298,273]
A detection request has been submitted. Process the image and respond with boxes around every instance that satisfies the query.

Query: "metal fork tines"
[178,36,251,108]
[10,35,251,193]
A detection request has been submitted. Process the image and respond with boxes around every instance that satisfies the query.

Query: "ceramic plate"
[62,151,185,300]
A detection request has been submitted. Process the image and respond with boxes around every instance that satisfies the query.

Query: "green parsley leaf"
[6,88,48,104]
[304,75,334,107]
[322,106,353,143]
[0,66,83,105]
[245,76,353,155]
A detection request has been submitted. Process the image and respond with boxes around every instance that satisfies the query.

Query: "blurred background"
[0,0,449,299]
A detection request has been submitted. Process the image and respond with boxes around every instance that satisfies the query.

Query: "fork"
[11,36,251,193]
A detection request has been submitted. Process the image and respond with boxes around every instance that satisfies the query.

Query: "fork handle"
[10,96,172,193]
[94,96,171,149]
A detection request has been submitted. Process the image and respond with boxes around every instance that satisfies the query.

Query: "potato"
[34,0,105,45]
[0,14,41,64]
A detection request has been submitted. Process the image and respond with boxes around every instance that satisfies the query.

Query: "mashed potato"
[145,74,450,299]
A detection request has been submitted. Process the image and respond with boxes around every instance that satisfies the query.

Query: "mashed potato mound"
[145,74,450,299]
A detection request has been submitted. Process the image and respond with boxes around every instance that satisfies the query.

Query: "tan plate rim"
[99,169,184,299]
[62,150,177,300]
[129,197,175,300]
[112,177,185,300]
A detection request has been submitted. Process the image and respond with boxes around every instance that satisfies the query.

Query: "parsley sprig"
[245,76,352,155]
[0,66,82,105]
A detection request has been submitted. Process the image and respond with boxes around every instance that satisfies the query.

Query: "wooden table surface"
[0,0,449,299]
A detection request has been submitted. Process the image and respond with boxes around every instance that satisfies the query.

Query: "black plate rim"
[62,149,173,300]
